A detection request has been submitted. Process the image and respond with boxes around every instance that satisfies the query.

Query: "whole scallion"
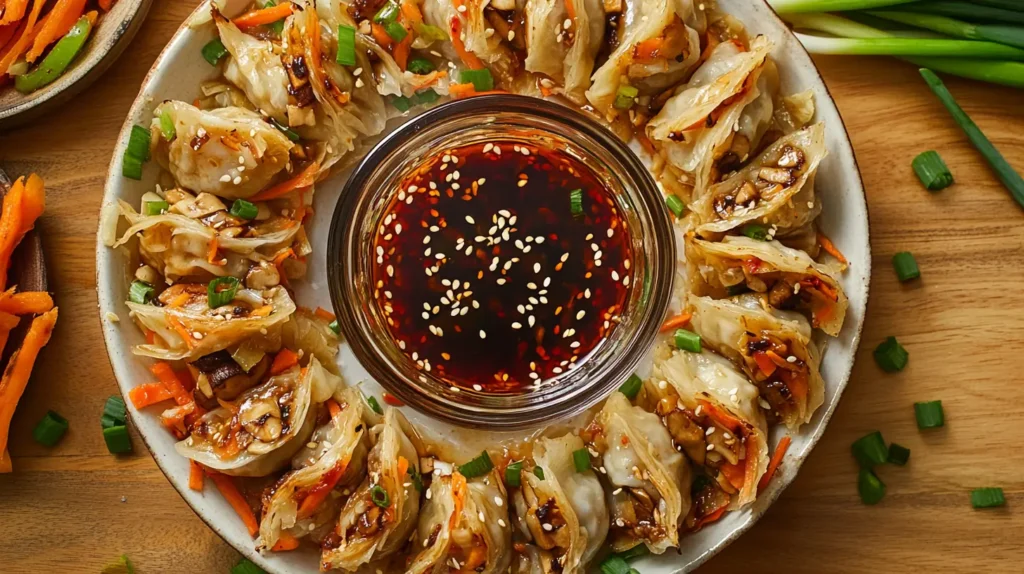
[869,10,1024,49]
[903,1,1024,27]
[769,0,919,12]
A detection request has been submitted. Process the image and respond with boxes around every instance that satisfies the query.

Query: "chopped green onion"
[370,484,391,507]
[103,425,132,454]
[914,400,945,429]
[229,199,258,220]
[366,395,384,415]
[337,25,357,66]
[572,448,591,473]
[911,151,953,191]
[415,89,440,105]
[122,125,151,180]
[613,85,639,110]
[263,1,286,35]
[373,0,401,23]
[408,57,436,74]
[383,20,408,42]
[857,467,886,505]
[201,38,229,66]
[122,157,144,181]
[159,110,176,141]
[101,554,135,574]
[851,431,888,469]
[674,329,702,353]
[391,95,413,112]
[970,487,1006,509]
[505,460,523,487]
[460,68,494,91]
[599,556,631,574]
[665,194,685,217]
[207,276,240,308]
[458,450,495,478]
[873,336,908,372]
[143,200,169,216]
[533,466,545,480]
[414,23,449,42]
[103,395,127,429]
[887,443,910,466]
[569,188,583,216]
[231,558,266,574]
[409,466,424,491]
[891,251,920,282]
[328,319,340,335]
[616,543,650,561]
[618,373,643,400]
[32,410,68,446]
[128,280,154,304]
[268,117,300,142]
[920,69,1024,211]
[741,223,769,240]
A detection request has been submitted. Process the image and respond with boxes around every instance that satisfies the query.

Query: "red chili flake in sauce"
[370,140,635,394]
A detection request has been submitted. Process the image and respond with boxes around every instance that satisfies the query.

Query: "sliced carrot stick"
[449,17,483,70]
[817,231,847,265]
[249,162,319,202]
[694,505,727,529]
[633,36,665,61]
[0,0,28,26]
[313,307,336,322]
[19,173,44,236]
[232,2,294,28]
[448,82,477,98]
[0,0,45,75]
[0,291,53,315]
[150,362,191,406]
[25,0,86,62]
[382,392,404,407]
[325,398,342,418]
[757,435,792,492]
[297,460,347,518]
[165,315,195,350]
[270,348,299,375]
[0,448,10,473]
[207,235,222,265]
[0,24,19,57]
[271,532,301,551]
[206,471,260,537]
[98,0,113,11]
[370,22,393,50]
[659,312,691,333]
[0,307,58,463]
[189,460,205,491]
[0,178,25,291]
[393,31,412,70]
[0,310,20,352]
[128,381,175,409]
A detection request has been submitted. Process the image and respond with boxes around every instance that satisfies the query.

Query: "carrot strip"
[26,0,86,62]
[249,162,319,202]
[0,291,54,314]
[382,392,404,407]
[0,307,58,465]
[150,362,191,406]
[325,398,342,418]
[449,17,483,70]
[207,236,221,265]
[400,0,422,26]
[753,351,777,377]
[0,311,19,352]
[817,231,847,265]
[0,448,10,473]
[393,31,412,70]
[659,312,691,332]
[271,532,301,551]
[144,329,156,345]
[19,173,44,236]
[633,36,665,61]
[189,460,205,491]
[165,315,195,349]
[98,0,113,11]
[698,399,743,433]
[757,435,792,492]
[270,348,299,375]
[0,0,45,76]
[0,178,25,291]
[694,505,727,529]
[370,22,393,50]
[719,461,746,491]
[297,460,347,518]
[0,23,19,50]
[128,382,175,409]
[206,471,260,537]
[448,82,477,98]
[232,2,294,28]
[0,0,28,26]
[313,307,336,322]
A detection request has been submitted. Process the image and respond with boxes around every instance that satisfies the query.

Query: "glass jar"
[327,94,674,429]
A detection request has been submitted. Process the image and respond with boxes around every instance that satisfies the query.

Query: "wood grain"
[1,2,1022,571]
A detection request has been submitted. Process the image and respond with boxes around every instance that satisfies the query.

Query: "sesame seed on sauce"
[369,140,634,394]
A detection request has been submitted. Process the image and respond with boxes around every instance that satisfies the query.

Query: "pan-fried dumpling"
[690,123,828,237]
[586,0,701,116]
[688,294,824,429]
[407,468,513,574]
[321,408,425,570]
[580,392,690,553]
[524,0,604,104]
[150,101,293,200]
[174,358,340,476]
[645,347,768,509]
[258,388,373,551]
[127,283,295,361]
[687,235,847,335]
[511,434,608,573]
[423,0,518,86]
[214,9,291,124]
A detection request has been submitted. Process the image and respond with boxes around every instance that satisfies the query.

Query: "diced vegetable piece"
[229,199,258,220]
[618,373,643,399]
[613,85,638,110]
[370,484,391,507]
[231,558,266,574]
[268,117,300,142]
[858,467,886,505]
[505,460,523,487]
[415,89,440,104]
[144,201,169,216]
[572,448,591,472]
[328,320,340,334]
[391,95,413,112]
[874,336,908,372]
[373,0,401,23]
[262,1,285,35]
[408,57,435,74]
[912,150,953,191]
[665,194,685,217]
[674,329,702,353]
[122,125,152,180]
[458,450,494,478]
[887,443,910,466]
[851,430,888,468]
[159,110,176,141]
[103,395,127,429]
[460,68,494,92]
[337,25,357,66]
[128,280,154,304]
[414,23,449,42]
[533,466,545,480]
[366,395,384,415]
[570,188,583,216]
[970,487,1006,509]
[14,16,94,95]
[600,556,631,574]
[207,276,240,308]
[32,410,68,446]
[201,38,229,66]
[892,251,920,282]
[103,425,132,454]
[914,400,944,429]
[741,223,769,240]
[383,20,408,42]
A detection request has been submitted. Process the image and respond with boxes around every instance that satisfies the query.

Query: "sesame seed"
[494,496,503,506]
[219,174,231,183]
[576,310,585,320]
[498,518,506,527]
[512,322,522,329]
[232,176,242,185]
[533,263,541,273]
[542,523,553,531]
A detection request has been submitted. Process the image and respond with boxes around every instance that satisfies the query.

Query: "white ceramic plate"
[95,1,870,571]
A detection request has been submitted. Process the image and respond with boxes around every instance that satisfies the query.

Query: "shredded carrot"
[0,307,58,468]
[659,312,691,333]
[189,460,205,491]
[313,307,336,322]
[698,399,743,434]
[393,31,412,70]
[450,470,467,528]
[0,0,28,26]
[270,348,299,375]
[18,173,44,237]
[694,506,728,529]
[272,532,301,551]
[232,2,294,28]
[719,461,746,491]
[752,351,777,377]
[297,459,347,518]
[817,231,847,265]
[0,448,10,473]
[400,0,422,26]
[325,398,342,418]
[397,455,409,480]
[448,82,477,98]
[0,0,45,77]
[633,36,665,61]
[165,315,195,349]
[272,248,295,266]
[0,23,19,50]
[207,235,223,266]
[144,329,156,345]
[0,178,25,291]
[98,0,113,11]
[382,392,404,407]
[370,22,393,50]
[150,362,191,406]
[166,292,190,308]
[128,382,175,409]
[449,17,483,70]
[757,435,792,492]
[206,470,260,537]
[0,311,19,352]
[25,0,85,62]
[249,162,319,202]
[0,290,53,314]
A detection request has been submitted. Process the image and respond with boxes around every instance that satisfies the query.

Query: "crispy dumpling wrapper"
[407,468,512,574]
[423,0,518,86]
[259,388,372,551]
[150,101,294,200]
[646,347,768,508]
[687,235,848,336]
[175,358,341,476]
[585,392,691,553]
[127,284,296,361]
[322,408,425,571]
[512,434,608,573]
[524,0,604,104]
[214,9,291,124]
[690,122,827,237]
[688,294,824,429]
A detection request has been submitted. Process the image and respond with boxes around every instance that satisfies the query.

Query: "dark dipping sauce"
[369,140,635,394]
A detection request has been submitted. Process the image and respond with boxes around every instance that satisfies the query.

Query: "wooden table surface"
[1,1,1022,572]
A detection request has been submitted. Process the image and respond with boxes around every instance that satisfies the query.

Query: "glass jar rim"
[327,94,675,429]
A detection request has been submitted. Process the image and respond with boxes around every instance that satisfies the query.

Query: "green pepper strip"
[15,15,94,94]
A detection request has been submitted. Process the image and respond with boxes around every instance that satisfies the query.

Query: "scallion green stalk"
[901,2,1024,26]
[794,33,1024,60]
[767,0,919,14]
[869,10,1024,49]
